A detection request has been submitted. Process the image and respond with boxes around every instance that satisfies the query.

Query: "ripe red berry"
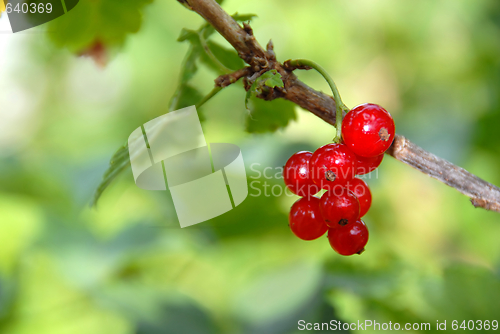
[319,188,360,228]
[345,178,372,217]
[310,143,357,190]
[342,103,395,157]
[284,151,320,197]
[328,219,369,256]
[356,154,383,175]
[289,197,328,240]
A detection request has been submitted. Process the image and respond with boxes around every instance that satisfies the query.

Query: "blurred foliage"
[244,69,297,133]
[90,142,129,207]
[48,0,154,51]
[91,12,253,206]
[1,0,500,333]
[245,98,296,134]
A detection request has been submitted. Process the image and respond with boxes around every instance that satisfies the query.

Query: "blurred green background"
[1,0,500,333]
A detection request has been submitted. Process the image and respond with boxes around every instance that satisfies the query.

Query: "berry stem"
[196,86,222,109]
[285,59,349,143]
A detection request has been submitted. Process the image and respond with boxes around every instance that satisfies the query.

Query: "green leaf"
[179,29,242,74]
[206,41,244,71]
[177,28,198,43]
[94,81,203,207]
[245,70,284,110]
[177,14,254,72]
[169,84,205,120]
[169,44,202,111]
[91,10,257,206]
[175,85,204,109]
[232,13,258,22]
[179,46,200,84]
[245,98,296,134]
[48,0,153,52]
[178,29,222,73]
[264,72,284,88]
[90,143,130,207]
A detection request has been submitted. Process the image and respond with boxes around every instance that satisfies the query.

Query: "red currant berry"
[328,219,369,256]
[342,103,395,157]
[310,143,357,190]
[289,197,328,240]
[319,188,360,228]
[284,151,320,197]
[356,154,383,175]
[345,178,372,217]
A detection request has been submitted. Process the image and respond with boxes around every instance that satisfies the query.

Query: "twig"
[214,67,252,87]
[387,135,500,212]
[177,0,267,67]
[178,0,500,213]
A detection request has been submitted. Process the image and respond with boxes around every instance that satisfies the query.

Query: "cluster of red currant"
[284,103,395,256]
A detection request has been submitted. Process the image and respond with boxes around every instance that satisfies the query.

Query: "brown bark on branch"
[215,67,252,88]
[179,0,500,213]
[387,136,500,212]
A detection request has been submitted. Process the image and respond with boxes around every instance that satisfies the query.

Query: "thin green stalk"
[196,86,222,109]
[286,59,349,142]
[198,31,232,74]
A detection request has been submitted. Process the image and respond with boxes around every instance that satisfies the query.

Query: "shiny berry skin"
[328,219,369,256]
[309,143,357,190]
[355,154,383,175]
[342,103,395,157]
[284,151,320,197]
[319,188,360,228]
[345,178,372,217]
[289,197,328,240]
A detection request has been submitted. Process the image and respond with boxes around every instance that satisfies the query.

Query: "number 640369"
[451,320,498,331]
[5,2,53,14]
